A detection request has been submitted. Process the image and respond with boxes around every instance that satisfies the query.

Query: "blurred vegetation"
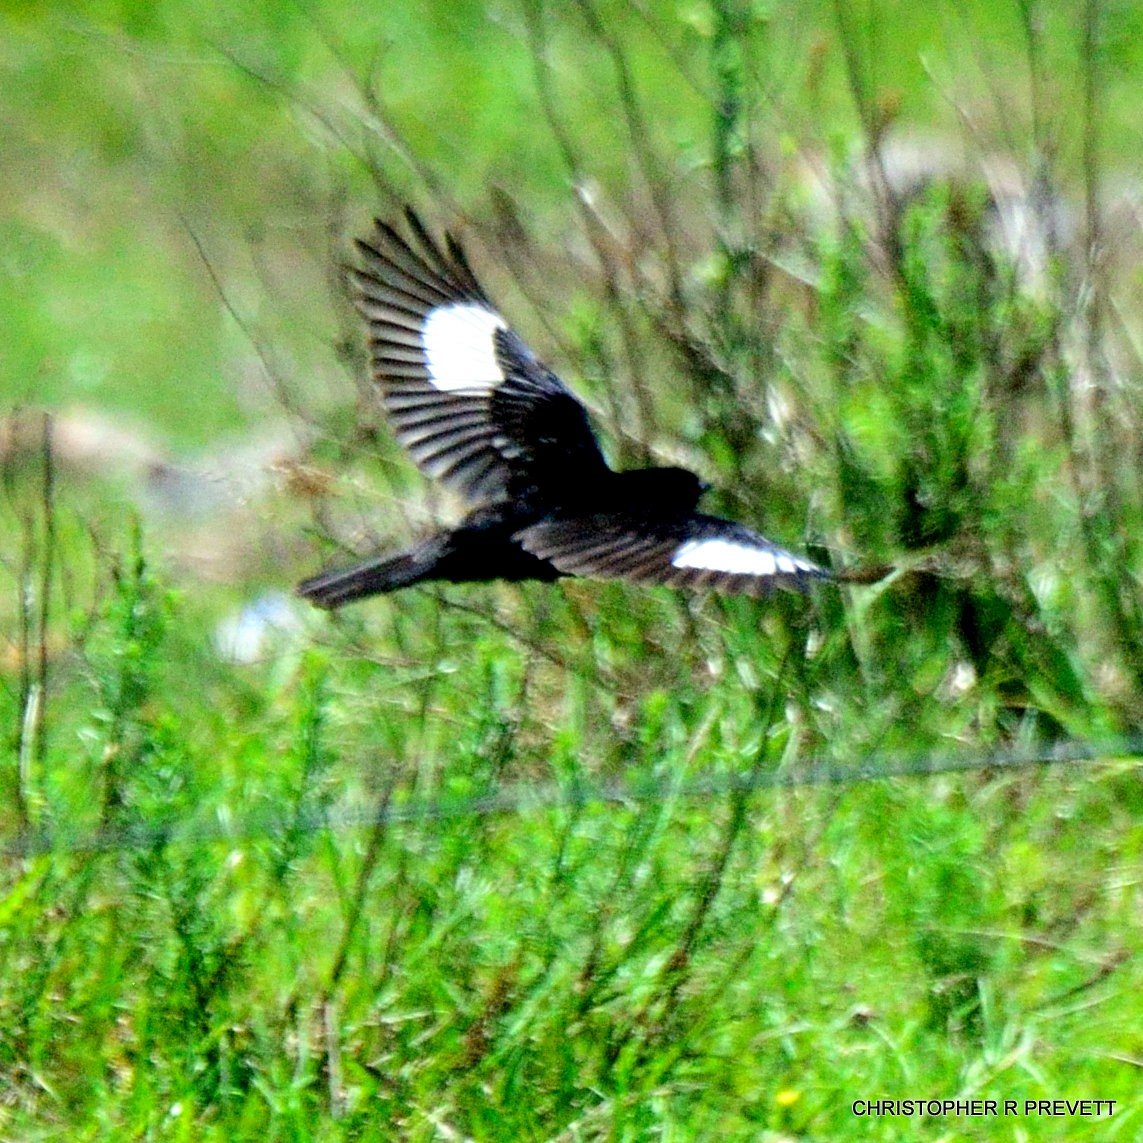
[2,1,1143,1139]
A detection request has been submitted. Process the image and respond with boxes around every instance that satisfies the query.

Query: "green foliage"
[3,1,1143,1140]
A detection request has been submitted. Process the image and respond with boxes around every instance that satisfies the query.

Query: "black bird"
[297,210,827,609]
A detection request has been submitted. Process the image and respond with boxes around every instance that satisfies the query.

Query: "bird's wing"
[353,211,608,505]
[515,513,826,596]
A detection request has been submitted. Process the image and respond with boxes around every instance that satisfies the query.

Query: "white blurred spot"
[215,592,304,665]
[938,660,977,701]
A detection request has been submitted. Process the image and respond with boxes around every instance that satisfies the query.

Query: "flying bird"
[297,210,827,608]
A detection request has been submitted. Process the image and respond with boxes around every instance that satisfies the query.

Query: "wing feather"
[517,514,825,597]
[353,212,607,505]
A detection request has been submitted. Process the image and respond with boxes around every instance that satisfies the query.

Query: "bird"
[296,209,828,609]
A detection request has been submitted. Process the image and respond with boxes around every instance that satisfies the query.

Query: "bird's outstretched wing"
[353,211,608,506]
[516,513,826,596]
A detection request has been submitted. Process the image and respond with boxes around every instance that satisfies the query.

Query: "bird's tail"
[296,535,451,610]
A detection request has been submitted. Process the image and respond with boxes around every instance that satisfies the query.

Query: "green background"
[1,2,1142,1139]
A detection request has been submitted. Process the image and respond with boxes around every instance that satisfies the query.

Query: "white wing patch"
[421,304,507,392]
[671,536,810,577]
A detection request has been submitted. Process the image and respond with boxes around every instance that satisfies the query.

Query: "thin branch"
[35,413,55,780]
[523,0,658,461]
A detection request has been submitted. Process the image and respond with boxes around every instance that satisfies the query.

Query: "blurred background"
[2,2,1143,1138]
[6,0,1142,600]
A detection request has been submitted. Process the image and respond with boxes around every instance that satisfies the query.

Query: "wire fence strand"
[4,734,1140,860]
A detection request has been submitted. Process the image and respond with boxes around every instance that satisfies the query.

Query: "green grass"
[3,1,1143,1139]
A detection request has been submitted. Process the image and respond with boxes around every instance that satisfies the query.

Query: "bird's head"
[659,466,710,506]
[617,465,708,512]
